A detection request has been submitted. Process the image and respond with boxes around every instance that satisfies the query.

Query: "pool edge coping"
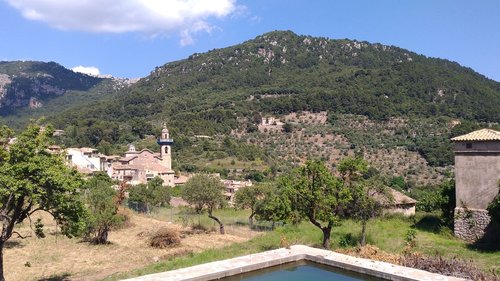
[122,245,468,281]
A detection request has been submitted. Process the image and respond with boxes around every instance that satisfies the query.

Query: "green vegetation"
[101,211,499,281]
[128,177,171,213]
[83,172,124,244]
[2,31,498,173]
[182,175,227,234]
[273,160,352,248]
[0,61,112,118]
[234,183,271,227]
[0,124,86,281]
[487,182,500,227]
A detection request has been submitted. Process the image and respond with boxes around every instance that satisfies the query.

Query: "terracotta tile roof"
[451,129,500,142]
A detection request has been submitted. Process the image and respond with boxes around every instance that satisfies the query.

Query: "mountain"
[51,30,499,126]
[0,61,132,119]
[4,31,500,180]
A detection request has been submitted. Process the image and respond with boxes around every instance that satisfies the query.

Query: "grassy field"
[103,211,500,280]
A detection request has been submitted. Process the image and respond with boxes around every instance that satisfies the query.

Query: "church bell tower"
[157,123,173,170]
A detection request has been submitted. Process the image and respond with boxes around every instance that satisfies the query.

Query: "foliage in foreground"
[83,172,124,244]
[128,177,171,213]
[100,211,499,281]
[181,175,227,234]
[401,254,498,281]
[0,124,86,281]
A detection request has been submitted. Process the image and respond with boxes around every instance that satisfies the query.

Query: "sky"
[0,0,499,81]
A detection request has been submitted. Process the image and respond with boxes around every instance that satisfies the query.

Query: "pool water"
[218,261,385,281]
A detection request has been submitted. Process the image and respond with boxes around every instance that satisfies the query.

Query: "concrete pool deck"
[123,245,467,281]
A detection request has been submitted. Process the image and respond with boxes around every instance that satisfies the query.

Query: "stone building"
[380,189,417,217]
[451,128,500,241]
[110,125,175,186]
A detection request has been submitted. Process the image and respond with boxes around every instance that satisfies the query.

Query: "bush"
[150,227,181,249]
[401,254,498,281]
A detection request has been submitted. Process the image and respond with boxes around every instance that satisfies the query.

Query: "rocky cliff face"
[0,61,107,115]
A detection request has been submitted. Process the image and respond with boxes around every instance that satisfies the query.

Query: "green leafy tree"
[350,177,388,246]
[182,175,226,234]
[234,184,270,228]
[128,177,170,213]
[338,157,388,246]
[254,185,294,227]
[0,125,86,281]
[83,172,123,244]
[337,156,368,186]
[283,123,294,133]
[279,160,352,249]
[487,182,500,227]
[439,180,456,228]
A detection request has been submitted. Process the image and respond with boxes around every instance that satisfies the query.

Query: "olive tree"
[83,172,123,244]
[234,183,270,228]
[0,125,86,281]
[279,160,352,249]
[128,177,170,213]
[338,157,389,246]
[182,175,226,234]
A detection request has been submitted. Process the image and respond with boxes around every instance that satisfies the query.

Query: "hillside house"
[451,128,500,241]
[66,147,104,175]
[223,179,253,200]
[379,189,417,216]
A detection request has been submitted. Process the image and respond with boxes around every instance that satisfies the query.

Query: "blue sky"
[1,0,499,81]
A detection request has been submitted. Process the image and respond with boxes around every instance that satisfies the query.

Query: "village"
[1,4,499,278]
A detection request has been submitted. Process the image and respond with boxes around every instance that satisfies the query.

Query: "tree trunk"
[248,213,254,229]
[95,226,109,244]
[321,226,332,249]
[208,214,225,234]
[361,220,367,246]
[0,242,4,281]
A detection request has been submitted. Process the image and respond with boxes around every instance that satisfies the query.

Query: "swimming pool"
[219,261,385,281]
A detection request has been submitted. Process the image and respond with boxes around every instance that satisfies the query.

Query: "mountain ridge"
[0,60,132,117]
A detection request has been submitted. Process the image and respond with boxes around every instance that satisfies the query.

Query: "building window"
[466,143,472,149]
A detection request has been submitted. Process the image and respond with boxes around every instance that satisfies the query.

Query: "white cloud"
[6,0,237,45]
[71,66,100,76]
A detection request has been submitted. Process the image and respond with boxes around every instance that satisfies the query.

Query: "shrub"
[401,254,498,281]
[150,227,181,249]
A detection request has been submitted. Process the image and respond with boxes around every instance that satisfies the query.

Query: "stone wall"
[454,207,491,241]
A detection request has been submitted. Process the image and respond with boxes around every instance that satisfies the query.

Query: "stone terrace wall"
[454,207,491,241]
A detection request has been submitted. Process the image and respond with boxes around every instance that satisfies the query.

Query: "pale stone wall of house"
[453,141,500,241]
[454,207,491,241]
[384,205,415,217]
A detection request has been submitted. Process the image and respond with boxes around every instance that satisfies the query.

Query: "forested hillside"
[0,61,129,126]
[3,31,500,180]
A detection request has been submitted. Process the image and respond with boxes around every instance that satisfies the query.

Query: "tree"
[83,172,123,244]
[128,177,170,213]
[234,184,269,228]
[338,157,388,246]
[254,185,295,227]
[283,122,294,133]
[182,175,226,234]
[279,160,352,249]
[439,180,456,228]
[349,177,388,246]
[0,125,86,281]
[487,182,500,227]
[337,156,368,187]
